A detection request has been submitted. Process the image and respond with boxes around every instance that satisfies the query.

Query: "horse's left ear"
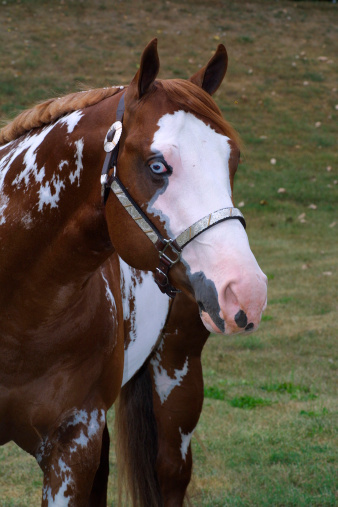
[130,38,160,99]
[189,44,228,95]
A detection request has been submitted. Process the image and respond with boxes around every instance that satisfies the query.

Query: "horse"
[0,39,267,506]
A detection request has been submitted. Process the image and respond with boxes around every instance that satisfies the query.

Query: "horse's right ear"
[130,39,160,99]
[189,44,228,95]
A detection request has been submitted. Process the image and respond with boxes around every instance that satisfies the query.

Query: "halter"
[101,92,246,298]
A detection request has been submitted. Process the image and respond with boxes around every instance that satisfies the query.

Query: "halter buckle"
[158,239,181,266]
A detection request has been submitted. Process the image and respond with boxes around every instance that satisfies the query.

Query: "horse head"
[104,39,267,335]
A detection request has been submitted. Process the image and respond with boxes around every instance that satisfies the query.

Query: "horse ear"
[189,44,228,95]
[132,38,160,99]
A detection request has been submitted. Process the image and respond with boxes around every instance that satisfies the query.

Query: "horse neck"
[0,93,122,320]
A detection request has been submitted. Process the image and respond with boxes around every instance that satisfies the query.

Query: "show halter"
[101,91,246,298]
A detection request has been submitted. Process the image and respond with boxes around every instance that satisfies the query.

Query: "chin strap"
[101,91,246,298]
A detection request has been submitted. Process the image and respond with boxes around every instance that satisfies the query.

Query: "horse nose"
[220,274,267,332]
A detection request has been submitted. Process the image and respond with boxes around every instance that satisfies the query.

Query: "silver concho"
[104,121,123,153]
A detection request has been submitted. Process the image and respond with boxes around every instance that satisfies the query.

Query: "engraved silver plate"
[104,121,123,153]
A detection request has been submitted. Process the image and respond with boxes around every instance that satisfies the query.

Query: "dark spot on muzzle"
[197,301,206,313]
[245,322,254,331]
[191,271,224,332]
[234,310,248,328]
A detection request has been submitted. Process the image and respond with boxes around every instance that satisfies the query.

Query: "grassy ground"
[0,0,337,505]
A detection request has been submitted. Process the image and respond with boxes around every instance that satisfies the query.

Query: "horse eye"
[149,160,168,175]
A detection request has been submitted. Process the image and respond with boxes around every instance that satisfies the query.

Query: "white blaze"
[148,111,267,334]
[148,111,250,273]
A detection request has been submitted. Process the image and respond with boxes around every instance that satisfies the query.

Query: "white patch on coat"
[88,409,104,437]
[42,458,72,506]
[43,478,72,507]
[59,110,84,134]
[101,270,117,317]
[119,258,170,386]
[36,436,52,465]
[11,123,57,189]
[21,212,34,229]
[0,193,9,225]
[68,408,105,453]
[69,138,84,186]
[179,426,195,461]
[37,174,65,211]
[67,409,88,427]
[58,160,69,172]
[0,129,51,202]
[72,430,89,448]
[150,353,189,404]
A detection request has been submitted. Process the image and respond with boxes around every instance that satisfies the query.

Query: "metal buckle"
[155,267,169,287]
[158,239,181,265]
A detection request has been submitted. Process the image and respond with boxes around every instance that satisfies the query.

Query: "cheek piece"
[101,93,246,299]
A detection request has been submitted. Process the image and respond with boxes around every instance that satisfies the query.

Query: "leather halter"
[101,92,246,298]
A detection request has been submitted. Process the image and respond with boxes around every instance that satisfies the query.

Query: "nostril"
[245,322,254,331]
[234,310,248,328]
[197,301,206,313]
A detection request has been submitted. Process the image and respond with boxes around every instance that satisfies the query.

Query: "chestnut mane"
[0,79,240,148]
[0,86,123,146]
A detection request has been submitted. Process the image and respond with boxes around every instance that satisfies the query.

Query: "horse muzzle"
[193,269,268,336]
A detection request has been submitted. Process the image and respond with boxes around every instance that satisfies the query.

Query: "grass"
[0,0,337,505]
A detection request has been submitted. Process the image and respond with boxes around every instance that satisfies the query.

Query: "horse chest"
[118,258,170,385]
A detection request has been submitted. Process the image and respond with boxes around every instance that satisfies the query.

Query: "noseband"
[101,92,246,298]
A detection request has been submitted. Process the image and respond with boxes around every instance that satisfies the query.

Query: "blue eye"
[149,160,168,175]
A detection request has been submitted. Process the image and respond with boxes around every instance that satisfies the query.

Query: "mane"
[0,86,123,146]
[159,79,242,148]
[0,80,240,148]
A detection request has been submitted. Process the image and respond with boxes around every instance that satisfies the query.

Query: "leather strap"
[101,91,246,298]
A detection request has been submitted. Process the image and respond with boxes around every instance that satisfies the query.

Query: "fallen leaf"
[308,204,317,209]
[322,271,332,276]
[298,212,306,223]
[238,201,245,208]
[260,200,268,206]
[315,121,321,128]
[302,264,310,270]
[277,188,286,194]
[329,222,336,228]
